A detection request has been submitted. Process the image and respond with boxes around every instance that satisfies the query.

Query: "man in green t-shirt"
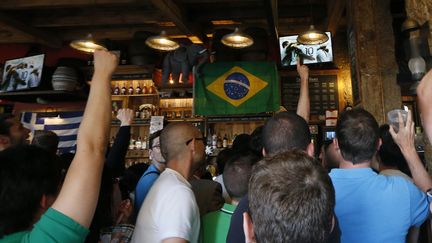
[201,151,259,243]
[0,50,118,243]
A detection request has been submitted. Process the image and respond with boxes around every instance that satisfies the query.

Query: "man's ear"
[0,135,10,146]
[261,147,266,157]
[306,142,315,157]
[376,138,382,151]
[243,212,256,243]
[333,138,339,150]
[40,194,48,209]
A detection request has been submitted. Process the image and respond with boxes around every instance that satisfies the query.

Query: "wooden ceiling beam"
[149,0,205,43]
[326,0,345,35]
[0,11,62,48]
[60,26,183,41]
[265,0,279,45]
[32,11,162,28]
[0,0,142,9]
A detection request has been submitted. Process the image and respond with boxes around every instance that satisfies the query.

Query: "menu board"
[281,75,338,115]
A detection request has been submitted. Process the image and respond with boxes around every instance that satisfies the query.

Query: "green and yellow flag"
[194,62,280,116]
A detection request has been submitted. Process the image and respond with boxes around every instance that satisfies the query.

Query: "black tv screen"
[279,32,333,66]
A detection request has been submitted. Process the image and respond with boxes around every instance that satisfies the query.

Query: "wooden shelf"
[112,94,158,97]
[207,114,272,123]
[0,90,88,103]
[111,118,151,126]
[160,107,192,111]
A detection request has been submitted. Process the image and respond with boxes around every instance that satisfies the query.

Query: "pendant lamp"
[221,28,254,49]
[70,34,107,53]
[145,31,180,51]
[297,25,329,45]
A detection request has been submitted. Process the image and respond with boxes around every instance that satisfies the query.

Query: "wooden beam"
[0,11,62,48]
[326,0,346,35]
[0,0,140,9]
[149,0,205,43]
[60,26,183,41]
[32,10,162,28]
[265,0,279,42]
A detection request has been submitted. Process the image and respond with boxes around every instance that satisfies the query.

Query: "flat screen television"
[279,32,333,67]
[0,54,45,92]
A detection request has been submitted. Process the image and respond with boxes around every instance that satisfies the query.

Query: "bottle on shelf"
[121,82,127,95]
[222,134,228,148]
[135,137,142,150]
[227,134,233,147]
[142,135,148,150]
[135,83,142,95]
[212,133,217,150]
[217,134,222,148]
[142,82,148,94]
[207,131,213,148]
[129,136,136,150]
[148,82,156,94]
[113,83,120,95]
[128,83,134,95]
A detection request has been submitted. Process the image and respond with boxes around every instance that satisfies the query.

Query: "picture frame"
[0,54,45,93]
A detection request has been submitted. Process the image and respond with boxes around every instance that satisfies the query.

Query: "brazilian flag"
[194,62,280,116]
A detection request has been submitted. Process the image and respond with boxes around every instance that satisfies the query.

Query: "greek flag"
[21,111,84,154]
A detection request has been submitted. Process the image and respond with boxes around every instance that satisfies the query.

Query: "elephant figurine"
[161,44,208,86]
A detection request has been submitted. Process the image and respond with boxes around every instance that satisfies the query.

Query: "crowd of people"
[1,49,432,243]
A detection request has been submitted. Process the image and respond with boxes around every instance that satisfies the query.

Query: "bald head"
[160,123,202,162]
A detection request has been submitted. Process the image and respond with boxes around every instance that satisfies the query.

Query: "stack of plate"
[52,66,78,91]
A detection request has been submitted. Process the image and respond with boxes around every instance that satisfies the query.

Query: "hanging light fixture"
[221,28,254,49]
[70,33,107,53]
[297,25,329,45]
[145,31,180,51]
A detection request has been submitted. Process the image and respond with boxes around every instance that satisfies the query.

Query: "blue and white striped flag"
[21,111,84,154]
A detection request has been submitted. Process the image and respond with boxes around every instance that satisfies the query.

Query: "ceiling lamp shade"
[221,28,254,49]
[145,31,180,51]
[297,25,329,45]
[70,34,107,53]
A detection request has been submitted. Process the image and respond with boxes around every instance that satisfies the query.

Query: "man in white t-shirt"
[132,123,206,243]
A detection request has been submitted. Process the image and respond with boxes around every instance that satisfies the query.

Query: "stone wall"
[333,31,353,107]
[347,0,401,124]
[406,0,432,54]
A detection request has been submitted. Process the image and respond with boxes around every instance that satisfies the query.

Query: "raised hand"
[117,108,134,126]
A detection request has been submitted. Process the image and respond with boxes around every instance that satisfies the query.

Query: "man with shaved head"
[132,123,206,243]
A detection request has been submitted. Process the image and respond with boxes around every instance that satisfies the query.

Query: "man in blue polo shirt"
[135,130,165,213]
[330,108,429,243]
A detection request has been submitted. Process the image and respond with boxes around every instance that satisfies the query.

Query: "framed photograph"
[0,54,45,93]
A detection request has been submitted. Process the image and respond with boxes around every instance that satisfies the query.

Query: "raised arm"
[417,69,432,144]
[105,108,134,177]
[296,61,310,122]
[389,110,432,192]
[52,50,118,227]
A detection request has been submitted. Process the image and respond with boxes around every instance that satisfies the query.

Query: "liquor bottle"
[128,83,134,95]
[135,137,142,150]
[129,137,135,150]
[113,83,120,95]
[121,83,127,95]
[212,134,217,149]
[222,134,228,148]
[148,82,156,94]
[217,135,222,148]
[135,83,142,95]
[142,83,148,94]
[142,135,148,150]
